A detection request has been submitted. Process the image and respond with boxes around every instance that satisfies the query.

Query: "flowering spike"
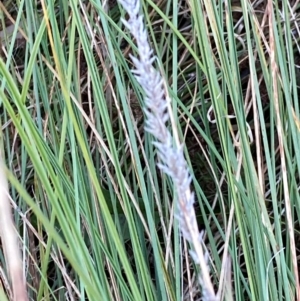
[118,0,218,299]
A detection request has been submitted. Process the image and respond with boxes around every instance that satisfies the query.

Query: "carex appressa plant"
[118,0,218,299]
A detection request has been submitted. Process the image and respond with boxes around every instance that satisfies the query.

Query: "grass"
[0,0,299,300]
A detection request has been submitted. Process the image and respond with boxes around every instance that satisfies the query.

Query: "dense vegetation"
[0,0,299,300]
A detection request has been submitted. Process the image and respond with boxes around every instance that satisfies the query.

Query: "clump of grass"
[0,0,299,300]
